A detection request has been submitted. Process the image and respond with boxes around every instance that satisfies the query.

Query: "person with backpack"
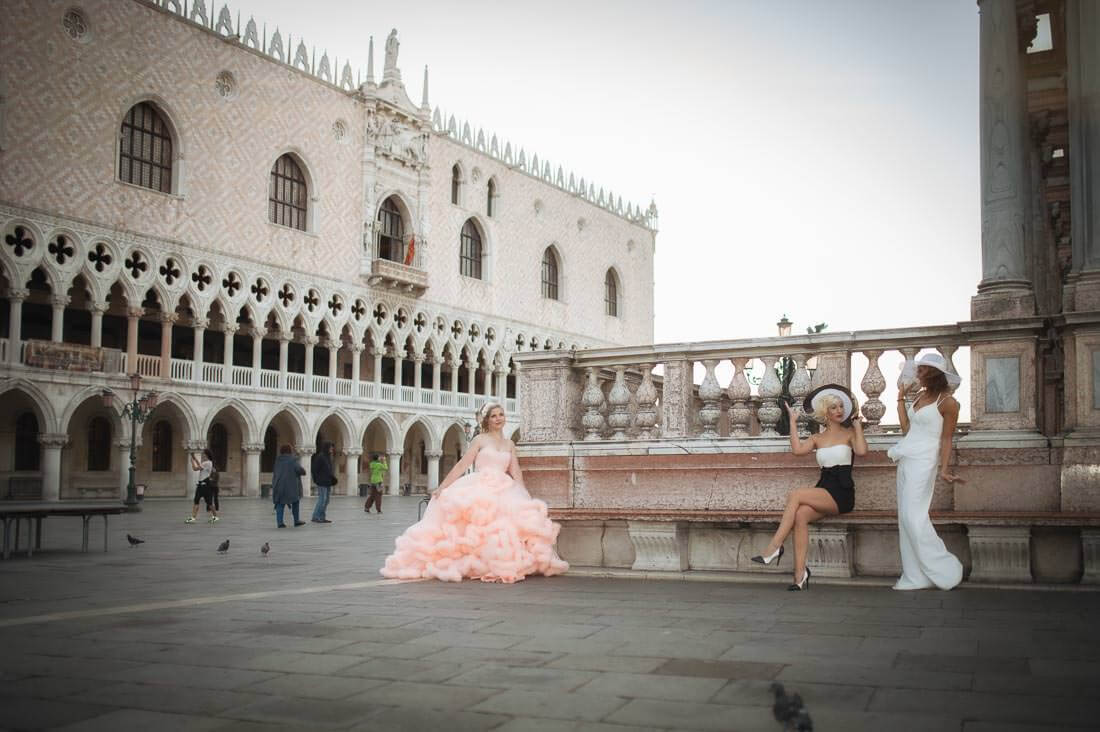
[310,441,338,524]
[364,453,386,513]
[187,449,220,523]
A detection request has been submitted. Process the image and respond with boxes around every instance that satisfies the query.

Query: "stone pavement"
[1,497,1099,732]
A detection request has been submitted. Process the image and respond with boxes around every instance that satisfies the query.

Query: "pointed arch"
[258,401,309,447]
[268,149,316,232]
[117,95,184,194]
[0,379,60,433]
[202,397,259,445]
[358,410,399,450]
[400,416,440,453]
[312,406,355,447]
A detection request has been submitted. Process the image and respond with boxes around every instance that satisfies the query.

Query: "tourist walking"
[381,403,568,583]
[888,353,965,590]
[186,449,219,524]
[310,441,338,523]
[751,385,867,590]
[365,453,386,513]
[272,444,306,528]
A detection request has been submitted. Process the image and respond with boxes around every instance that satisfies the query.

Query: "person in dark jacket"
[310,441,338,524]
[271,445,306,528]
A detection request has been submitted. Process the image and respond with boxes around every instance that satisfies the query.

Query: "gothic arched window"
[377,196,405,263]
[152,420,173,472]
[261,426,277,473]
[14,412,40,471]
[460,220,483,280]
[541,248,559,300]
[605,269,619,317]
[208,423,229,472]
[269,154,308,231]
[451,165,461,205]
[119,102,173,193]
[87,416,111,471]
[486,179,496,217]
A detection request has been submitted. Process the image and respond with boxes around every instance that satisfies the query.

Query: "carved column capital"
[7,287,29,302]
[127,307,145,319]
[51,295,71,309]
[342,447,364,457]
[425,450,443,459]
[222,324,238,336]
[159,311,178,325]
[192,317,209,330]
[37,433,70,449]
[242,442,265,454]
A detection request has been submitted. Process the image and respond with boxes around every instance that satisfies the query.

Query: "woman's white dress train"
[887,396,963,590]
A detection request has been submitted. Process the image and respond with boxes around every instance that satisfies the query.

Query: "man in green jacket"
[364,454,386,514]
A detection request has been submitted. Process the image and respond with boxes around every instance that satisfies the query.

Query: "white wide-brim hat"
[915,353,962,388]
[803,383,857,424]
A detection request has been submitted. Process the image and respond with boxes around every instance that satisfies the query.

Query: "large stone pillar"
[192,318,207,382]
[512,353,582,442]
[7,287,26,364]
[159,312,175,379]
[298,446,315,498]
[242,443,262,497]
[972,0,1036,319]
[371,347,382,385]
[1065,0,1100,311]
[426,449,441,492]
[50,296,69,343]
[116,439,132,500]
[278,334,290,390]
[125,307,142,374]
[251,328,264,386]
[38,433,68,502]
[450,357,460,400]
[467,362,477,395]
[413,355,424,392]
[344,448,362,496]
[221,325,235,385]
[328,341,338,394]
[304,336,317,393]
[351,344,364,393]
[431,356,442,393]
[89,303,105,350]
[386,450,401,495]
[393,351,404,388]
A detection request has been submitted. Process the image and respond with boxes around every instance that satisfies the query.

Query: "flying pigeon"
[217,539,230,554]
[261,542,270,557]
[126,534,144,547]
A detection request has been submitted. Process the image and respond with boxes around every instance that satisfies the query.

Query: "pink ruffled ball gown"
[380,444,569,583]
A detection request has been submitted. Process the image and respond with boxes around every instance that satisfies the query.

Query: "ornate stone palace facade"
[0,0,657,500]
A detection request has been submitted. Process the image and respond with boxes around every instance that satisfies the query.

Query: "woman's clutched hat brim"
[802,383,857,423]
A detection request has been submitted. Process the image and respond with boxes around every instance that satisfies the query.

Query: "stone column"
[242,443,263,497]
[495,369,507,400]
[426,449,442,492]
[159,312,175,379]
[431,356,442,393]
[50,295,69,343]
[660,358,694,439]
[221,325,236,385]
[126,307,143,373]
[7,287,27,364]
[1065,0,1100,310]
[88,303,106,349]
[393,350,404,388]
[386,450,401,495]
[328,340,338,394]
[192,317,207,382]
[278,334,290,390]
[467,362,477,395]
[298,446,315,498]
[512,353,582,442]
[38,433,68,502]
[972,0,1036,319]
[450,357,460,399]
[413,355,424,391]
[115,439,132,500]
[344,448,362,496]
[350,343,363,391]
[372,347,383,385]
[304,336,317,393]
[251,328,264,386]
[482,367,493,398]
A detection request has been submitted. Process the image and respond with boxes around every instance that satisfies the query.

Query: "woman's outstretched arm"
[784,403,815,455]
[850,415,869,456]
[435,436,482,493]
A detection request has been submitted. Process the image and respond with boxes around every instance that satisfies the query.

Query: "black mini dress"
[815,445,855,514]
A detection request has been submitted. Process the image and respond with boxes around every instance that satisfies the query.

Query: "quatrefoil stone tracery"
[251,279,269,302]
[278,284,295,307]
[87,243,112,272]
[159,258,181,285]
[48,235,74,265]
[222,272,242,297]
[304,290,319,312]
[4,227,33,257]
[124,252,147,279]
[191,266,212,291]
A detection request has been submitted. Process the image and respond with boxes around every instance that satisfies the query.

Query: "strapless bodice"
[816,444,852,468]
[474,445,512,473]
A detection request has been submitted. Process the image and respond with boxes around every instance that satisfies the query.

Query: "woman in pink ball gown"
[380,403,569,583]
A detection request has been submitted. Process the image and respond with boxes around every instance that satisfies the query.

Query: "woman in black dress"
[751,385,868,590]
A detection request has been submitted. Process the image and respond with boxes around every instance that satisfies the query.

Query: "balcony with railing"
[364,230,428,295]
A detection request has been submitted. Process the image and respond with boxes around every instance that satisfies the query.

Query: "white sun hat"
[803,383,857,423]
[914,352,962,388]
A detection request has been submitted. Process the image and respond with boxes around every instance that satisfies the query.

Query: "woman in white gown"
[887,353,965,590]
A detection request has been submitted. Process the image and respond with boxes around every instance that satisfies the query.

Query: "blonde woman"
[381,402,568,583]
[751,385,868,590]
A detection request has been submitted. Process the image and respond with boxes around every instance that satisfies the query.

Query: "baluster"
[860,350,887,432]
[788,354,812,436]
[938,344,961,393]
[698,359,722,438]
[757,356,782,436]
[607,366,632,440]
[634,364,658,439]
[898,346,921,397]
[728,357,752,437]
[581,366,606,440]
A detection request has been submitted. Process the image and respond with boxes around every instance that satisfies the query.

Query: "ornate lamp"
[777,315,793,338]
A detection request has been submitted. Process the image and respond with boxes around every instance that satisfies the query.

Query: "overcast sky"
[224,0,981,344]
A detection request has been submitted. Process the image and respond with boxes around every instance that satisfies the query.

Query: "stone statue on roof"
[384,29,399,73]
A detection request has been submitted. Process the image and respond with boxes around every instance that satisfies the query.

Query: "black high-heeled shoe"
[787,566,811,591]
[751,545,784,566]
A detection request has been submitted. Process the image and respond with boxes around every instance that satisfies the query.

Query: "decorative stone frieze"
[967,525,1032,583]
[627,521,688,571]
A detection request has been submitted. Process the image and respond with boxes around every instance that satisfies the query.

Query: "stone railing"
[512,317,1100,586]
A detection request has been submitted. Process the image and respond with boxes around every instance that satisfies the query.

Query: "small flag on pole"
[404,235,416,266]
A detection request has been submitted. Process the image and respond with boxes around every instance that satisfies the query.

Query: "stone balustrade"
[513,317,1100,586]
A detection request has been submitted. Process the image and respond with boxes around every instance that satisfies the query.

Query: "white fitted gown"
[886,397,963,590]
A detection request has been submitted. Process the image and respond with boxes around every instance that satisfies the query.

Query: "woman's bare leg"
[764,488,839,555]
[793,505,826,582]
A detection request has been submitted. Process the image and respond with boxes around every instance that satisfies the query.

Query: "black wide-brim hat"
[803,383,858,424]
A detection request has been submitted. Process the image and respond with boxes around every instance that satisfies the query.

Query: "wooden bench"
[0,502,128,559]
[547,508,1100,584]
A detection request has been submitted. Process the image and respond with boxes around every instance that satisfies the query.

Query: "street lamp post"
[102,374,158,512]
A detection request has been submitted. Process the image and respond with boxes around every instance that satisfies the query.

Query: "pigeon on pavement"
[261,542,270,557]
[217,539,230,554]
[126,534,144,547]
